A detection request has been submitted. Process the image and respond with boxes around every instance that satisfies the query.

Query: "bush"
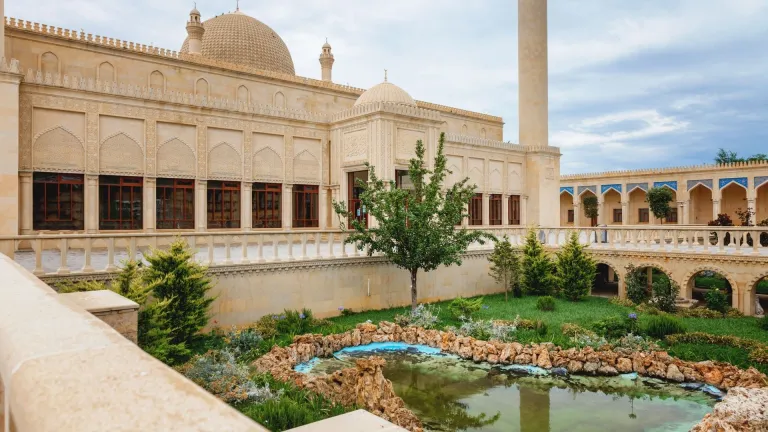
[449,317,493,340]
[555,232,597,301]
[178,350,281,404]
[704,288,729,314]
[275,309,316,336]
[613,334,660,352]
[225,326,264,359]
[536,296,556,311]
[393,303,441,329]
[448,296,483,319]
[610,297,636,308]
[625,264,649,305]
[591,315,631,339]
[649,276,680,313]
[561,323,596,338]
[534,320,548,337]
[521,229,556,296]
[642,315,686,339]
[761,315,768,331]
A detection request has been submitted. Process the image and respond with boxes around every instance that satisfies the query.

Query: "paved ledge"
[287,410,407,432]
[60,289,139,313]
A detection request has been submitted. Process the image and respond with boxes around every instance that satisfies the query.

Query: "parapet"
[560,159,768,181]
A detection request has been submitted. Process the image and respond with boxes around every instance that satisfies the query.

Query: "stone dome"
[354,81,416,107]
[181,11,295,75]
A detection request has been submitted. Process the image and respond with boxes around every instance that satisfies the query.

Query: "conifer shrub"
[536,296,556,311]
[642,315,686,339]
[555,232,597,301]
[448,296,484,319]
[521,229,555,296]
[488,235,521,300]
[704,288,729,314]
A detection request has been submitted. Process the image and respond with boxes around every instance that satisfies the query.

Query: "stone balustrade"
[0,226,767,278]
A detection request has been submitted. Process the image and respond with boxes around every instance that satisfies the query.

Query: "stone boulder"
[691,387,768,432]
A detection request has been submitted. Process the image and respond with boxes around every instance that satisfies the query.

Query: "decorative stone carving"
[396,128,424,161]
[208,142,242,180]
[100,132,144,174]
[252,147,283,180]
[343,129,367,162]
[293,150,320,182]
[157,138,196,177]
[33,126,86,172]
[145,120,156,176]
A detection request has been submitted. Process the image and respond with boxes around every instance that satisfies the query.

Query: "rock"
[620,373,638,381]
[487,354,499,364]
[681,366,702,382]
[499,345,513,364]
[356,322,378,333]
[504,365,549,376]
[379,321,397,334]
[510,343,523,356]
[536,350,552,369]
[702,384,725,399]
[351,329,361,346]
[514,353,533,365]
[704,368,725,387]
[616,357,633,373]
[647,361,667,379]
[666,364,685,382]
[458,346,473,359]
[691,387,768,432]
[598,365,618,376]
[583,362,599,374]
[551,367,568,377]
[567,360,584,373]
[681,382,704,391]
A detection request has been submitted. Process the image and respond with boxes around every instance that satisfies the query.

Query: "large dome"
[354,81,416,107]
[181,11,295,75]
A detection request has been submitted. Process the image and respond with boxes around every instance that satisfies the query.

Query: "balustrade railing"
[1,226,766,277]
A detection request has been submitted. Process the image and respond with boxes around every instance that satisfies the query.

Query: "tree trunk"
[504,274,509,302]
[410,269,418,311]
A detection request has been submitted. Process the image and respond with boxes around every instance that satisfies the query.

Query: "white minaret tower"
[319,39,334,82]
[186,5,205,55]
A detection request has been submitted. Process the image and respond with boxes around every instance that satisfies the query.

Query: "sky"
[7,0,768,175]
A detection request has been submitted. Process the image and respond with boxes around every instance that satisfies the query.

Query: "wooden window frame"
[156,178,195,230]
[252,183,282,229]
[207,181,241,229]
[667,208,678,223]
[99,175,143,230]
[293,184,319,228]
[489,194,502,226]
[33,172,85,231]
[347,172,368,228]
[469,193,483,226]
[638,208,650,224]
[613,208,623,223]
[567,209,574,223]
[509,195,521,225]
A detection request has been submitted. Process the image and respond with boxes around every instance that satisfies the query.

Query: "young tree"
[582,195,599,226]
[624,264,648,305]
[143,238,215,361]
[333,132,491,311]
[556,232,597,301]
[715,148,742,164]
[521,229,555,296]
[646,187,674,223]
[488,235,521,301]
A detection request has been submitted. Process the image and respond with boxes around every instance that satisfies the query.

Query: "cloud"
[552,110,689,148]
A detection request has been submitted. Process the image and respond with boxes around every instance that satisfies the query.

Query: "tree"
[556,232,597,301]
[625,264,648,305]
[333,132,492,311]
[747,153,768,163]
[488,235,521,301]
[521,229,555,296]
[646,187,674,223]
[582,195,598,226]
[143,238,215,362]
[715,148,741,164]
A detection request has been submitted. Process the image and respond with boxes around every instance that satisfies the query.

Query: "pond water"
[297,343,715,432]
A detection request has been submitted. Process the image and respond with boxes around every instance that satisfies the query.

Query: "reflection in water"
[305,349,714,432]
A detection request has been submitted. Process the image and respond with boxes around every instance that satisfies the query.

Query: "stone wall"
[208,251,500,327]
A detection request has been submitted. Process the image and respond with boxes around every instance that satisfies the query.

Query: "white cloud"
[552,110,689,148]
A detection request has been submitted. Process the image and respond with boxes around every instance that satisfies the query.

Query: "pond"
[296,343,715,432]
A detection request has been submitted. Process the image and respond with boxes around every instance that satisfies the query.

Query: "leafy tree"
[748,153,768,162]
[625,264,648,305]
[488,235,521,301]
[333,132,491,310]
[582,195,598,226]
[715,148,741,164]
[556,232,597,301]
[143,238,215,362]
[521,229,555,296]
[646,187,674,223]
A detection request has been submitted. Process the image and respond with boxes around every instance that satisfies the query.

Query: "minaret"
[186,5,205,55]
[519,0,560,227]
[319,39,334,82]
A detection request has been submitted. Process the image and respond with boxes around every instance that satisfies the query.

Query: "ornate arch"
[100,132,144,174]
[98,61,115,82]
[681,265,738,293]
[208,142,242,179]
[195,77,209,98]
[273,91,286,108]
[293,149,319,182]
[40,51,59,75]
[157,137,196,177]
[253,146,283,180]
[33,126,85,172]
[595,260,623,278]
[630,262,674,280]
[746,270,768,294]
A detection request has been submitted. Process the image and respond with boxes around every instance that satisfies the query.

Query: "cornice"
[561,161,768,182]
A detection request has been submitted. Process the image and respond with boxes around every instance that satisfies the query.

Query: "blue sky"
[7,0,768,174]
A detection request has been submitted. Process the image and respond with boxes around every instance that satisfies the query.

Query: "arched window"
[41,52,59,75]
[149,70,164,92]
[274,91,285,108]
[237,85,249,103]
[195,78,209,98]
[461,124,468,135]
[98,62,115,82]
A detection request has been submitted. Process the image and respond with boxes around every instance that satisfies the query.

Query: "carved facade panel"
[253,147,283,181]
[468,157,484,188]
[100,132,144,175]
[208,143,242,180]
[489,160,503,192]
[33,126,86,172]
[145,120,156,175]
[157,138,196,178]
[396,127,425,161]
[446,155,463,186]
[343,128,367,162]
[197,125,207,178]
[508,162,523,192]
[85,107,99,173]
[19,94,32,170]
[293,150,320,183]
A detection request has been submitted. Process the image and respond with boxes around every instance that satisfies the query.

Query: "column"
[195,179,207,231]
[282,184,293,229]
[712,199,721,220]
[678,201,685,225]
[19,172,32,234]
[329,186,340,229]
[0,63,22,236]
[502,194,509,226]
[747,199,756,225]
[573,202,581,227]
[319,187,328,229]
[241,182,252,230]
[143,177,156,232]
[607,266,615,283]
[597,199,605,225]
[520,195,528,226]
[621,201,629,226]
[683,200,691,224]
[482,194,490,226]
[85,174,99,233]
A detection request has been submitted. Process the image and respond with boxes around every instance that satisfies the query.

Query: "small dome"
[322,41,331,49]
[190,7,200,15]
[354,81,416,107]
[181,10,295,75]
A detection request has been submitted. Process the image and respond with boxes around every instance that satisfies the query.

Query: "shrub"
[610,297,636,308]
[254,315,280,339]
[448,296,484,319]
[561,323,596,338]
[536,296,556,311]
[571,333,608,349]
[490,320,519,342]
[144,239,215,363]
[393,303,440,329]
[704,288,729,314]
[555,232,597,301]
[521,229,556,296]
[613,334,660,352]
[592,315,631,339]
[488,235,521,301]
[625,264,649,305]
[760,315,768,331]
[178,350,281,404]
[534,320,549,337]
[275,309,316,336]
[636,303,662,315]
[649,276,680,313]
[225,326,263,359]
[339,307,355,317]
[582,195,599,222]
[642,315,686,339]
[677,307,725,319]
[449,317,493,340]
